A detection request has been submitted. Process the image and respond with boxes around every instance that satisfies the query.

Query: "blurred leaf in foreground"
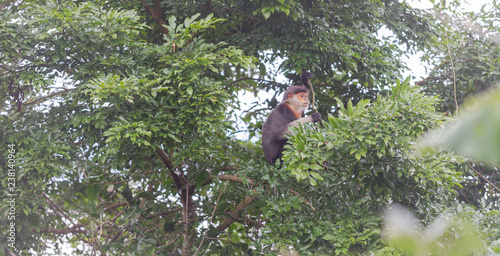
[383,204,483,256]
[421,87,500,163]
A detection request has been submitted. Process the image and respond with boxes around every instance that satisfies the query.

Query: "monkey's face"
[294,92,310,107]
[286,92,309,113]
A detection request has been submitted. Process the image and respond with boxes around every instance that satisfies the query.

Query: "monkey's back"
[262,103,297,166]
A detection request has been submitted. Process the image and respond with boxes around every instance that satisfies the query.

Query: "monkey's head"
[282,86,309,101]
[283,86,310,112]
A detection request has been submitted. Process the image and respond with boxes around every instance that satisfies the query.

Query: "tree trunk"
[181,186,195,256]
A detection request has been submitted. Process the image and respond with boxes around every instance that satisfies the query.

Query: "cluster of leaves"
[383,204,481,256]
[276,79,464,254]
[77,14,254,164]
[425,88,500,163]
[422,85,500,233]
[286,78,462,199]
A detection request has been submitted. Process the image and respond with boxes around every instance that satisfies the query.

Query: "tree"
[1,0,499,255]
[416,1,500,215]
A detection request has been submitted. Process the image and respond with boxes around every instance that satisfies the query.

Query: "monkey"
[262,72,321,166]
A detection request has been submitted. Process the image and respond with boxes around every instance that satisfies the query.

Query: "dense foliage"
[279,79,463,254]
[1,0,499,255]
[417,1,500,215]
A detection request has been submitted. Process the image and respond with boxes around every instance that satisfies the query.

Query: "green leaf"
[168,16,177,28]
[262,10,272,19]
[347,100,353,116]
[309,171,324,181]
[356,135,364,141]
[355,151,362,161]
[308,177,317,186]
[427,89,500,162]
[87,182,98,202]
[335,98,345,109]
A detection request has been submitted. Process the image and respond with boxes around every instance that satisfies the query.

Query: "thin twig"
[289,189,315,211]
[22,88,74,107]
[39,225,86,235]
[153,234,183,256]
[414,76,453,86]
[42,193,77,227]
[223,77,287,90]
[441,0,459,113]
[470,165,500,196]
[445,35,459,114]
[99,205,128,227]
[144,208,183,219]
[185,175,189,237]
[194,182,227,255]
[202,174,255,187]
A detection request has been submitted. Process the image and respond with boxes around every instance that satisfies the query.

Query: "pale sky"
[408,0,491,11]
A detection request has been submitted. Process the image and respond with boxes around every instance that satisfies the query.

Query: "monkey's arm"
[284,113,321,135]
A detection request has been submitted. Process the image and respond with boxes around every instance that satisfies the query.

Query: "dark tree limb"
[201,174,258,232]
[289,189,315,211]
[224,77,287,90]
[217,190,257,232]
[139,0,169,35]
[1,245,16,256]
[470,165,500,196]
[145,208,183,219]
[156,147,174,170]
[155,147,195,256]
[21,88,74,108]
[156,148,184,191]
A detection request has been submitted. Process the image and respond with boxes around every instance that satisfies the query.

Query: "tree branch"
[470,165,500,196]
[156,147,184,191]
[289,189,315,211]
[40,225,86,235]
[145,208,183,219]
[217,189,257,232]
[417,57,479,86]
[194,183,226,255]
[104,201,128,212]
[42,193,80,229]
[223,77,287,90]
[2,244,16,256]
[22,88,74,107]
[139,0,169,35]
[156,148,174,169]
[202,174,254,187]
